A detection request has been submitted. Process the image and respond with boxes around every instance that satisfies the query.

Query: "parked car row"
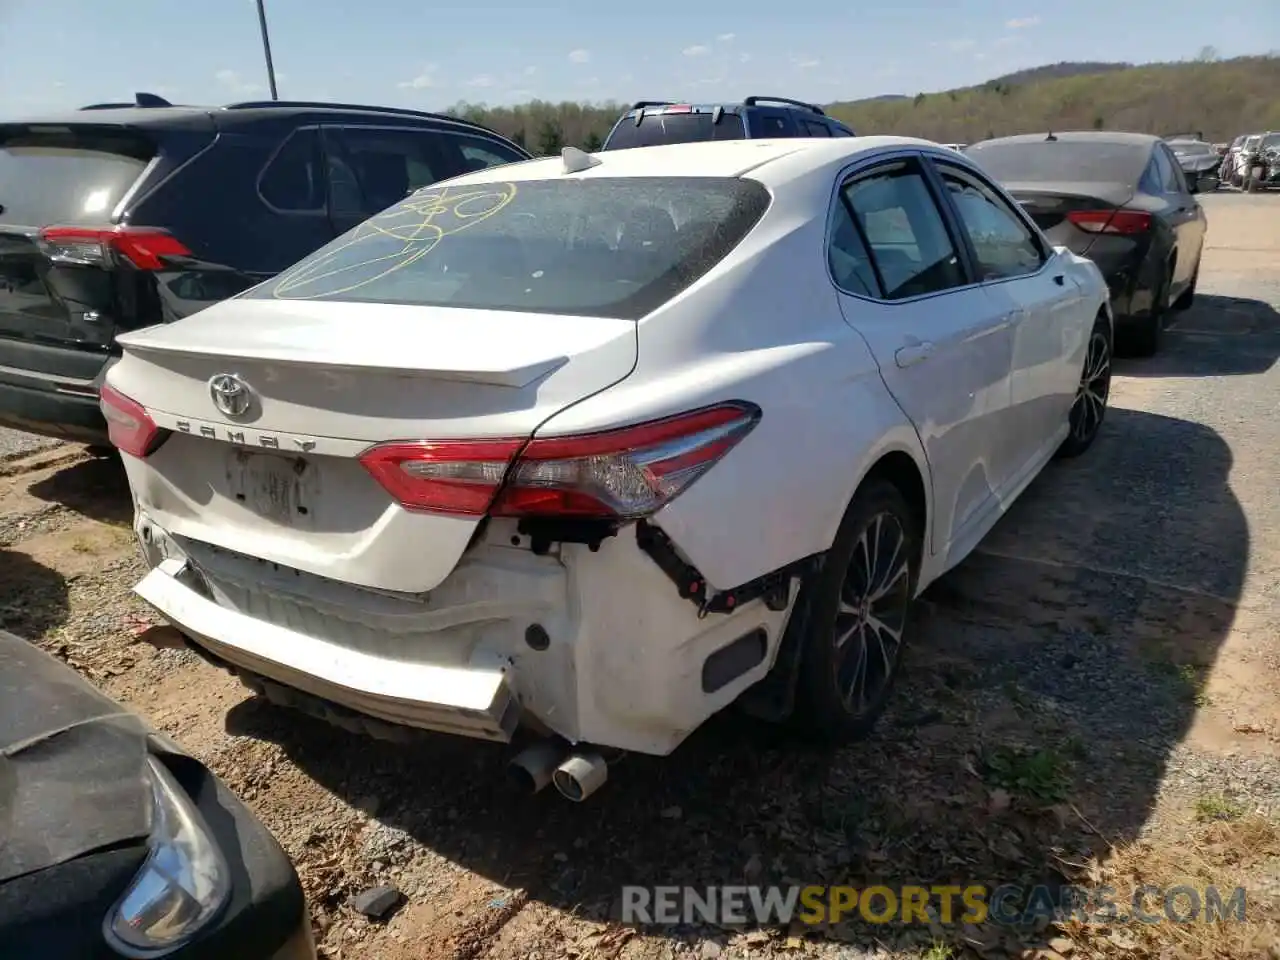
[1219,130,1280,191]
[963,130,1207,356]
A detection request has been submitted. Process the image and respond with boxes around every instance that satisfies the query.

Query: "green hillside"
[448,55,1280,152]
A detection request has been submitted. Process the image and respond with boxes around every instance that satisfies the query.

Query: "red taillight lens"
[1066,210,1152,235]
[359,402,761,519]
[100,383,166,458]
[359,439,525,516]
[38,226,192,270]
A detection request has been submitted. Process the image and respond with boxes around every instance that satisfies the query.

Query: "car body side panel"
[528,195,931,593]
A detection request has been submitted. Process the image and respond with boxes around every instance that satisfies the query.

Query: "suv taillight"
[100,384,168,458]
[359,402,761,519]
[38,226,191,270]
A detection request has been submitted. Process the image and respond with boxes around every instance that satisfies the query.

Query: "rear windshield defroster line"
[248,177,772,320]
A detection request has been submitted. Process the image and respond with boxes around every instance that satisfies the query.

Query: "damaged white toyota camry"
[105,137,1112,801]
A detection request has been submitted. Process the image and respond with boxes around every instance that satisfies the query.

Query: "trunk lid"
[0,124,158,354]
[1005,181,1135,255]
[110,298,638,593]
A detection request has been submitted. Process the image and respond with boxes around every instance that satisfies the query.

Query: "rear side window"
[249,177,771,320]
[327,127,449,217]
[0,126,154,225]
[802,121,832,137]
[605,113,746,149]
[259,128,326,213]
[454,136,527,173]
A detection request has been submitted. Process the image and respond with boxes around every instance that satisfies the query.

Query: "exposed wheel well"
[861,451,927,543]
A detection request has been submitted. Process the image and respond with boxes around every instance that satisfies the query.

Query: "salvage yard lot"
[2,191,1279,960]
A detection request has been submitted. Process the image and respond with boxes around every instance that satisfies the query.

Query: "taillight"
[100,383,167,458]
[38,226,192,270]
[359,402,761,519]
[1065,210,1152,235]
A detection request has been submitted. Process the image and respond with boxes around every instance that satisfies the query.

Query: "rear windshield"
[0,126,154,226]
[249,177,771,320]
[1170,141,1214,157]
[964,139,1151,185]
[604,112,747,150]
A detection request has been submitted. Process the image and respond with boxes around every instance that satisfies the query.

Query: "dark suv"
[0,94,532,444]
[601,96,854,150]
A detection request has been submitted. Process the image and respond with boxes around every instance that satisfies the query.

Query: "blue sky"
[1,0,1276,116]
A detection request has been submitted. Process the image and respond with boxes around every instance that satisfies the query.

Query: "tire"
[790,479,921,742]
[1127,267,1169,358]
[1056,315,1112,459]
[1172,264,1198,311]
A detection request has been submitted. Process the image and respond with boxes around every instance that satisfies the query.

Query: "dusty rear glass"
[964,139,1151,185]
[604,113,747,150]
[250,177,771,319]
[0,126,155,225]
[1169,141,1215,158]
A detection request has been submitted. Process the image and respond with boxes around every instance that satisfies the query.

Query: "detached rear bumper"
[129,511,794,756]
[136,557,519,742]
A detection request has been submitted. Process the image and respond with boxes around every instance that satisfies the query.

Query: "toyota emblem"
[209,373,253,419]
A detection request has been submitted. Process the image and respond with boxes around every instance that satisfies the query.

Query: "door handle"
[895,341,935,368]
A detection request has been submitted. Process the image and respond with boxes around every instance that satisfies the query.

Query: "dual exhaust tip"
[508,739,609,802]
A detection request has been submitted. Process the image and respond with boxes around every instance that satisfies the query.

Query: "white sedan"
[103,137,1112,802]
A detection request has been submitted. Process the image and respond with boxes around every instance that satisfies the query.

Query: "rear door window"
[752,112,796,137]
[604,112,746,149]
[802,120,832,137]
[248,176,770,320]
[0,126,155,226]
[326,126,450,218]
[839,160,968,300]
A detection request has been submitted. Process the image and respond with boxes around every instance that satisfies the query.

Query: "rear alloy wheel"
[1057,318,1111,458]
[792,480,918,742]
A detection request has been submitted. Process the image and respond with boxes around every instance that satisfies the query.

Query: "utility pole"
[255,0,279,100]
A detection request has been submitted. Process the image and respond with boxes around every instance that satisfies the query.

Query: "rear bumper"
[128,510,794,756]
[0,369,109,444]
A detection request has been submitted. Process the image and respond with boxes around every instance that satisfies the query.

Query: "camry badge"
[208,373,253,419]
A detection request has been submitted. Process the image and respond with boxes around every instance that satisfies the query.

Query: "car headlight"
[103,755,231,956]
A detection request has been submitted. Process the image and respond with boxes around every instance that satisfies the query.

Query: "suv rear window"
[0,126,155,225]
[605,112,746,150]
[250,177,770,319]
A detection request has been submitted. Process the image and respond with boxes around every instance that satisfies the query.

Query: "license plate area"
[226,449,316,527]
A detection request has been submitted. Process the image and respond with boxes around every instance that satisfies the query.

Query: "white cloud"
[739,52,752,63]
[466,74,496,88]
[523,65,538,76]
[568,48,591,64]
[397,65,439,89]
[1005,16,1040,28]
[683,44,710,57]
[717,32,736,42]
[993,35,1020,47]
[793,57,820,69]
[214,69,262,96]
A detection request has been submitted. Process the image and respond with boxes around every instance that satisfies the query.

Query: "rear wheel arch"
[857,450,928,551]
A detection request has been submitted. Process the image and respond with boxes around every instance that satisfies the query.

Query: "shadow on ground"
[0,549,69,640]
[224,403,1246,951]
[28,453,133,527]
[1115,293,1280,377]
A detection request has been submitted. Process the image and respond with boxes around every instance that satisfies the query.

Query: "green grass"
[982,745,1070,803]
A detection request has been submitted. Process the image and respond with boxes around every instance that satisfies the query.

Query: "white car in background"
[104,137,1112,802]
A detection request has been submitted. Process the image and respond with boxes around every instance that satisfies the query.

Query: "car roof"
[439,136,948,187]
[973,131,1161,148]
[5,99,503,137]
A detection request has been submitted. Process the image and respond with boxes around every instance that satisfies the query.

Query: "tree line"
[446,55,1280,151]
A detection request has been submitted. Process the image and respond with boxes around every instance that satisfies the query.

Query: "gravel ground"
[0,190,1277,960]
